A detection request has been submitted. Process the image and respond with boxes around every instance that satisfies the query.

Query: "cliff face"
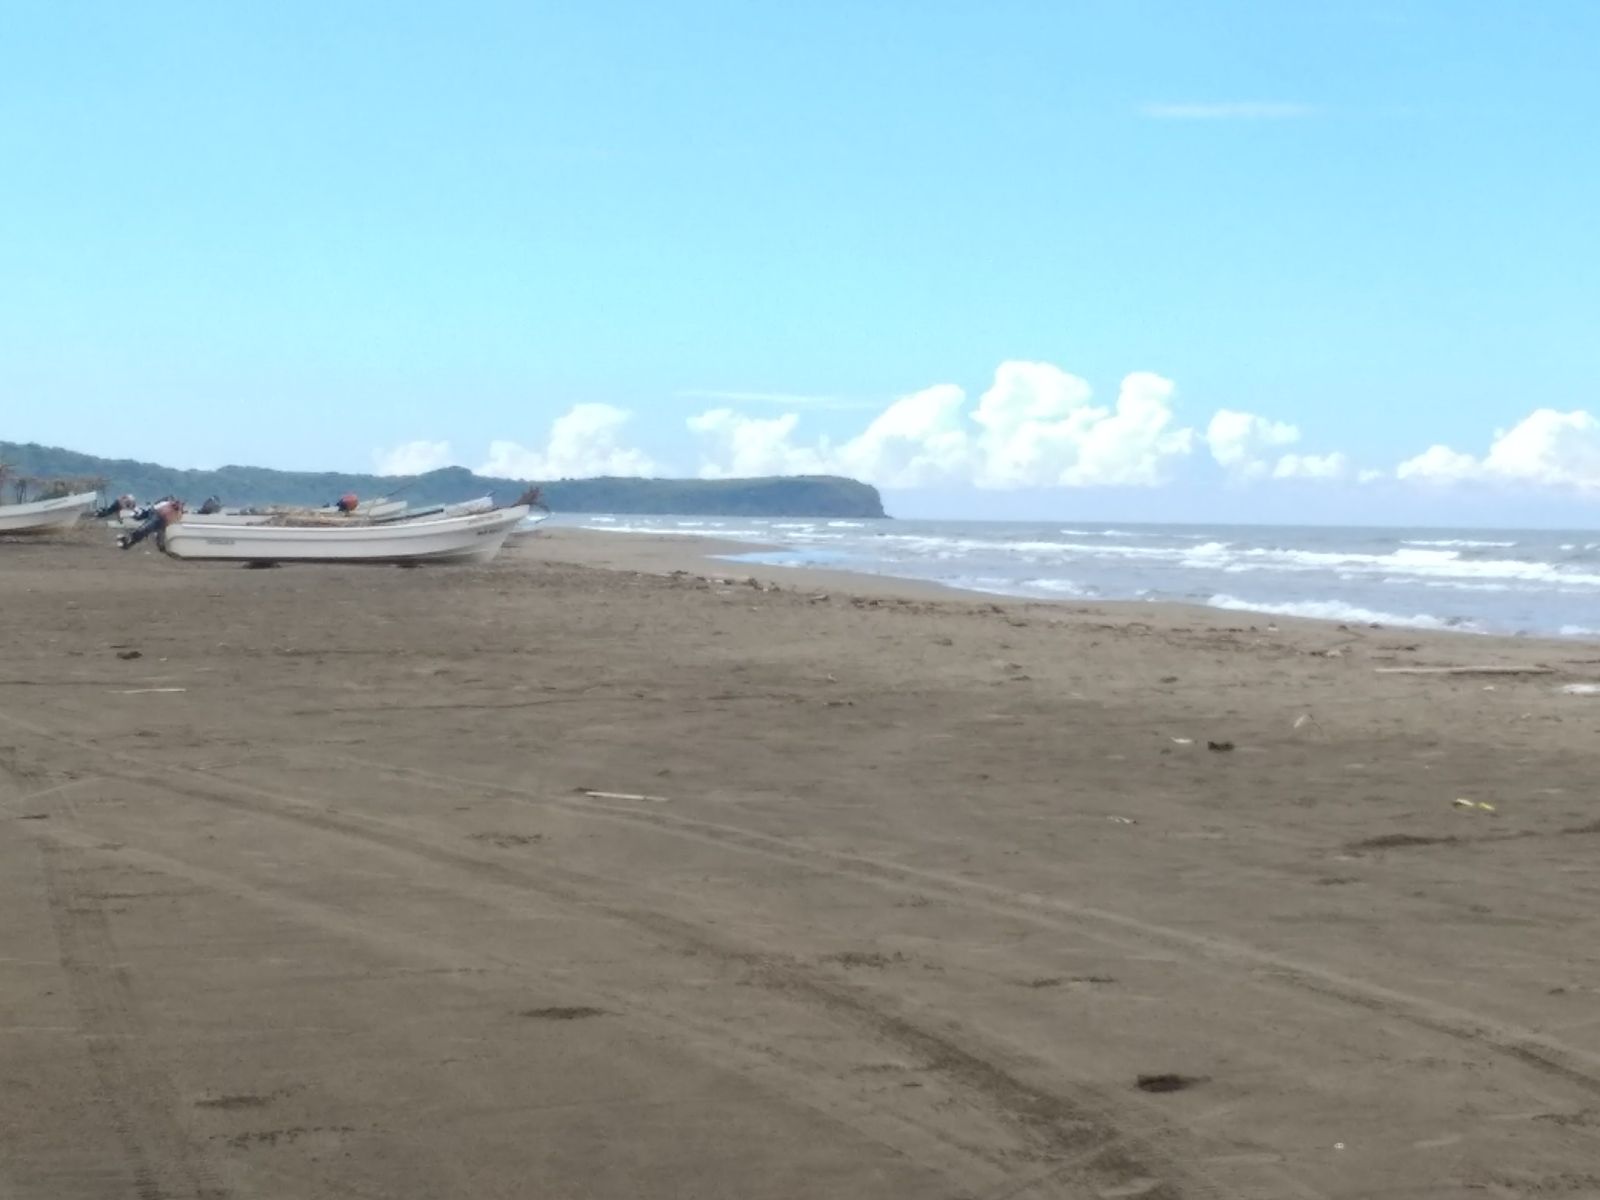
[0,443,888,519]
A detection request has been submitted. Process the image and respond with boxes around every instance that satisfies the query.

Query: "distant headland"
[0,441,888,519]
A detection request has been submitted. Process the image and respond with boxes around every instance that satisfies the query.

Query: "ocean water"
[562,515,1600,640]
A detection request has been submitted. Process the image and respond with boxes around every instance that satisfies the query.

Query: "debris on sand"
[1137,1073,1202,1094]
[195,1094,272,1110]
[519,1006,606,1021]
[116,649,142,660]
[822,950,906,969]
[1206,740,1235,752]
[1346,833,1458,852]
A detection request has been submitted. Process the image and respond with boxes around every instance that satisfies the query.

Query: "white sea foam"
[586,523,771,539]
[1206,594,1479,632]
[1559,625,1600,639]
[1402,538,1517,548]
[828,521,866,528]
[1020,578,1093,597]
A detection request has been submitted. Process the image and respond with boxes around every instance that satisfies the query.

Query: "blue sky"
[4,0,1599,522]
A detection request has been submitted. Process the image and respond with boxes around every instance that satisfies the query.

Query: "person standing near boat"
[117,497,184,549]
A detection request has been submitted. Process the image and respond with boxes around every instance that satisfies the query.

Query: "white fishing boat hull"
[162,506,530,565]
[0,491,98,534]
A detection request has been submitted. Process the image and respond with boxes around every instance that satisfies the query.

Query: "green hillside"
[0,441,888,519]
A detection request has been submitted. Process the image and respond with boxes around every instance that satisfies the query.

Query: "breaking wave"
[1206,594,1481,632]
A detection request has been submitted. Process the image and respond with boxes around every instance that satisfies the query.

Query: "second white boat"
[161,505,530,565]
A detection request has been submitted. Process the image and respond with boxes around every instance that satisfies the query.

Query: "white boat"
[161,505,531,565]
[0,491,99,535]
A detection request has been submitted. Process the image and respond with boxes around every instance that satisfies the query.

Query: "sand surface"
[5,527,1600,1199]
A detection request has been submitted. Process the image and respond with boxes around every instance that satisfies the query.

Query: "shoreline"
[523,527,1599,658]
[536,516,1600,644]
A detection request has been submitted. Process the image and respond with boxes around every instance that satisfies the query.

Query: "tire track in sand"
[314,750,1600,1101]
[1,707,1258,1200]
[37,836,230,1200]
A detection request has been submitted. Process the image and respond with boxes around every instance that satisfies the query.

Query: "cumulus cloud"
[832,384,972,487]
[1273,451,1351,481]
[480,403,658,480]
[443,363,1369,492]
[373,440,453,476]
[1206,409,1301,478]
[1396,444,1479,485]
[1397,409,1600,491]
[687,409,829,478]
[688,362,1196,490]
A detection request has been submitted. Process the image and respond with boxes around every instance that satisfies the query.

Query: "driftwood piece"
[578,789,670,803]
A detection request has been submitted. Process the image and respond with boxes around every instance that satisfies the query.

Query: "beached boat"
[160,505,530,565]
[0,491,99,535]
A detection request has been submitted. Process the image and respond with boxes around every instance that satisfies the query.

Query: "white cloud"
[374,440,453,475]
[687,409,829,478]
[1141,102,1317,120]
[480,403,658,480]
[1000,368,1192,488]
[687,362,1195,490]
[833,384,973,487]
[1206,409,1300,478]
[1357,468,1385,484]
[1397,409,1600,491]
[456,365,1379,494]
[1273,451,1351,481]
[1482,409,1600,488]
[1396,443,1480,485]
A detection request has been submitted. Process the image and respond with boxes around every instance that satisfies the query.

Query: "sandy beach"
[6,526,1600,1199]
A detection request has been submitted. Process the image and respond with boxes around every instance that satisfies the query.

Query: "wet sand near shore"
[5,527,1600,1199]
